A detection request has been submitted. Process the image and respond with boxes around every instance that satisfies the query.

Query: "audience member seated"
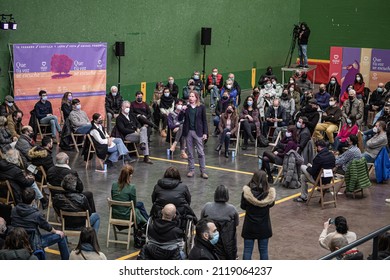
[0,149,45,206]
[212,91,233,136]
[315,83,331,110]
[262,98,287,136]
[333,116,358,153]
[138,203,184,260]
[115,101,153,164]
[260,125,298,184]
[319,216,357,251]
[7,110,23,140]
[368,231,390,260]
[289,83,302,112]
[34,90,62,141]
[206,67,224,109]
[188,218,219,260]
[227,73,241,106]
[69,227,107,260]
[326,76,341,101]
[353,73,365,100]
[0,95,20,118]
[340,84,353,106]
[90,113,133,167]
[361,120,388,163]
[295,72,312,95]
[257,79,275,118]
[69,99,92,134]
[28,135,54,180]
[239,96,260,150]
[215,104,239,158]
[61,92,73,122]
[201,185,239,260]
[329,235,363,260]
[11,188,69,259]
[191,71,203,97]
[363,82,386,125]
[296,116,311,155]
[313,96,342,147]
[168,99,187,159]
[0,217,8,249]
[157,88,175,138]
[335,135,362,175]
[280,89,295,124]
[341,89,364,127]
[299,89,313,111]
[152,81,165,131]
[297,98,320,135]
[111,165,149,226]
[183,79,200,103]
[273,79,284,98]
[363,104,390,144]
[0,116,17,152]
[258,66,276,87]
[53,173,100,233]
[15,125,35,166]
[0,227,38,260]
[131,91,153,141]
[166,76,179,100]
[220,79,239,107]
[105,86,123,134]
[294,140,335,203]
[150,166,196,225]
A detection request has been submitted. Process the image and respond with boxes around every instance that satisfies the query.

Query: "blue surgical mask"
[42,96,48,101]
[377,87,383,93]
[346,119,352,124]
[6,102,13,107]
[76,104,81,110]
[209,231,219,245]
[247,101,253,106]
[330,80,336,85]
[193,75,199,80]
[164,92,170,97]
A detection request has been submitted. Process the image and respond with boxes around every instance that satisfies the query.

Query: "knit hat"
[5,95,14,102]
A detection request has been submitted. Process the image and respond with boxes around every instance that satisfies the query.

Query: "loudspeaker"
[115,41,125,56]
[201,27,212,45]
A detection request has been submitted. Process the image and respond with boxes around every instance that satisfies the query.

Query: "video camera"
[293,23,301,38]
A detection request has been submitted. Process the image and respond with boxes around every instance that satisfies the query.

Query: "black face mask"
[349,96,354,101]
[226,109,233,114]
[136,97,143,102]
[28,132,34,138]
[319,89,325,93]
[384,110,390,115]
[282,93,288,99]
[97,120,103,125]
[16,118,22,123]
[222,96,229,100]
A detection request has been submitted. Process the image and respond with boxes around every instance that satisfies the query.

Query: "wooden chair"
[219,122,241,156]
[268,129,282,147]
[60,209,91,237]
[306,168,339,209]
[70,132,85,153]
[0,179,16,206]
[46,184,64,226]
[85,134,106,170]
[123,140,140,158]
[273,164,284,184]
[35,117,52,141]
[107,198,137,250]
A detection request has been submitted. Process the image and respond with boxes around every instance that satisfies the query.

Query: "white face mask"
[193,75,199,80]
[356,77,361,81]
[329,101,336,106]
[112,92,117,97]
[76,104,81,110]
[373,127,378,133]
[212,72,218,76]
[124,108,130,114]
[169,79,174,85]
[289,87,294,92]
[272,81,276,85]
[164,92,170,97]
[285,132,292,137]
[266,83,272,88]
[289,79,294,84]
[226,84,232,89]
[176,105,183,111]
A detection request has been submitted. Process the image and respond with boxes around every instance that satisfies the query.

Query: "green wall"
[0,0,299,102]
[300,0,390,60]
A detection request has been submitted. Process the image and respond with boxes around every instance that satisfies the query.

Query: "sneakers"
[267,175,274,184]
[293,196,307,203]
[187,171,195,178]
[123,154,136,164]
[104,159,113,168]
[201,173,209,179]
[386,198,390,203]
[180,152,188,159]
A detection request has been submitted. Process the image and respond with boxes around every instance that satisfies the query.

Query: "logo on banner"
[73,60,86,71]
[40,61,48,71]
[97,59,103,68]
[372,72,378,80]
[332,54,340,65]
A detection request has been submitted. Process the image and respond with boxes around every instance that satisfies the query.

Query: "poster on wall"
[13,42,107,120]
[329,46,390,94]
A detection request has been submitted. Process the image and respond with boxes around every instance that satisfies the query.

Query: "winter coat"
[105,93,124,115]
[0,127,13,151]
[239,108,261,137]
[365,132,388,159]
[47,165,84,192]
[218,113,239,136]
[15,134,34,166]
[282,150,304,189]
[188,236,219,260]
[374,147,390,184]
[241,186,276,240]
[28,146,54,173]
[0,249,37,260]
[307,147,335,184]
[342,98,364,121]
[345,158,371,192]
[301,138,315,165]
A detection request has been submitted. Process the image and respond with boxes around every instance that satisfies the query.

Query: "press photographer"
[297,22,311,68]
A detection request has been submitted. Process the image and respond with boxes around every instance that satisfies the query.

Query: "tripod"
[284,27,299,68]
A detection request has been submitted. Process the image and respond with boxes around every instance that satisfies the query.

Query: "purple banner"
[340,48,361,94]
[13,43,107,73]
[371,49,390,72]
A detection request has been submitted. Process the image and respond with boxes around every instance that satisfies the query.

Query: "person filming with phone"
[319,216,357,251]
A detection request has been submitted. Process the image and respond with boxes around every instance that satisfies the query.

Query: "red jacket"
[206,74,223,90]
[337,124,358,142]
[353,82,365,96]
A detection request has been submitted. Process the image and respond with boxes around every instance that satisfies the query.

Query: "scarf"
[159,94,174,109]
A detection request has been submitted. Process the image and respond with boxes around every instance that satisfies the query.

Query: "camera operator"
[297,22,310,68]
[319,216,357,251]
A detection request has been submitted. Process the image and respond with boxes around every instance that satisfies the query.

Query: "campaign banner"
[328,47,343,83]
[13,42,107,121]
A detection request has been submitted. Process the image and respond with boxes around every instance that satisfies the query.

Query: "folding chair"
[273,164,284,184]
[306,168,338,209]
[85,134,106,170]
[123,140,140,158]
[107,198,137,250]
[268,130,282,147]
[219,122,240,156]
[35,117,52,141]
[0,179,16,206]
[46,184,64,226]
[60,209,91,237]
[70,132,85,153]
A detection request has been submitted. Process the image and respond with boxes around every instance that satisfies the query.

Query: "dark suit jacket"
[179,105,208,138]
[47,165,84,192]
[116,112,141,137]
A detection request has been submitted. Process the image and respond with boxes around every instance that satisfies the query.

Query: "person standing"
[298,22,311,68]
[241,170,276,260]
[178,91,209,179]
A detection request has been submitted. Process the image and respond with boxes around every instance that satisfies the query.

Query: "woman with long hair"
[319,216,357,251]
[239,96,260,150]
[333,115,358,153]
[353,73,365,100]
[61,91,73,121]
[0,227,37,260]
[111,165,149,226]
[326,76,341,101]
[70,227,106,260]
[241,170,276,260]
[215,104,239,158]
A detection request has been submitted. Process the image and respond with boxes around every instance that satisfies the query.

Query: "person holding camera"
[298,22,310,68]
[319,216,357,251]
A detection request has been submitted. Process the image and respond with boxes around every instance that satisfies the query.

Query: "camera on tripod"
[293,24,300,39]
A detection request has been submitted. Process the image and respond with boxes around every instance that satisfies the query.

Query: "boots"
[143,155,153,164]
[40,197,48,210]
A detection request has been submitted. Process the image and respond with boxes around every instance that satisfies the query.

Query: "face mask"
[289,87,294,92]
[136,97,143,102]
[377,87,383,93]
[41,96,48,101]
[330,80,336,85]
[253,90,259,95]
[247,101,253,106]
[67,96,73,101]
[76,104,81,110]
[16,118,22,123]
[289,79,294,84]
[176,105,183,111]
[164,92,170,97]
[296,122,302,129]
[28,132,34,138]
[349,96,354,101]
[227,84,232,89]
[209,231,219,245]
[112,92,117,97]
[266,83,272,89]
[267,70,272,75]
[285,132,292,138]
[348,87,353,92]
[295,72,300,77]
[212,72,218,76]
[169,80,174,85]
[346,119,352,124]
[384,110,390,115]
[306,95,312,100]
[222,95,228,100]
[193,75,199,80]
[226,109,233,114]
[272,81,276,85]
[97,120,103,125]
[228,77,234,81]
[124,108,130,114]
[6,102,13,107]
[373,127,379,133]
[319,89,325,93]
[356,77,361,82]
[329,101,336,106]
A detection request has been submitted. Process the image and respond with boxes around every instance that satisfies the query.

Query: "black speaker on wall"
[201,27,212,45]
[115,41,125,56]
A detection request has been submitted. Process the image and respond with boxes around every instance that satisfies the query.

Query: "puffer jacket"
[28,146,54,173]
[213,219,238,260]
[345,158,371,192]
[282,150,304,189]
[0,249,37,260]
[0,127,13,150]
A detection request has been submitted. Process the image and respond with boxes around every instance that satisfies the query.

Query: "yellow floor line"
[242,153,259,158]
[45,248,60,255]
[116,250,140,260]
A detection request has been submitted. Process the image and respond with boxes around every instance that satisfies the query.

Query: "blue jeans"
[220,128,231,151]
[90,212,100,234]
[362,153,375,163]
[213,115,220,127]
[298,44,308,66]
[210,86,220,107]
[75,124,92,134]
[41,233,69,260]
[40,115,61,137]
[243,238,269,260]
[107,138,129,162]
[363,129,375,146]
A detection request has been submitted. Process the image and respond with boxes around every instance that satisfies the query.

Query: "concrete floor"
[42,89,390,260]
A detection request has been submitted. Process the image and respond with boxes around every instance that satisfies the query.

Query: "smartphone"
[329,218,335,225]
